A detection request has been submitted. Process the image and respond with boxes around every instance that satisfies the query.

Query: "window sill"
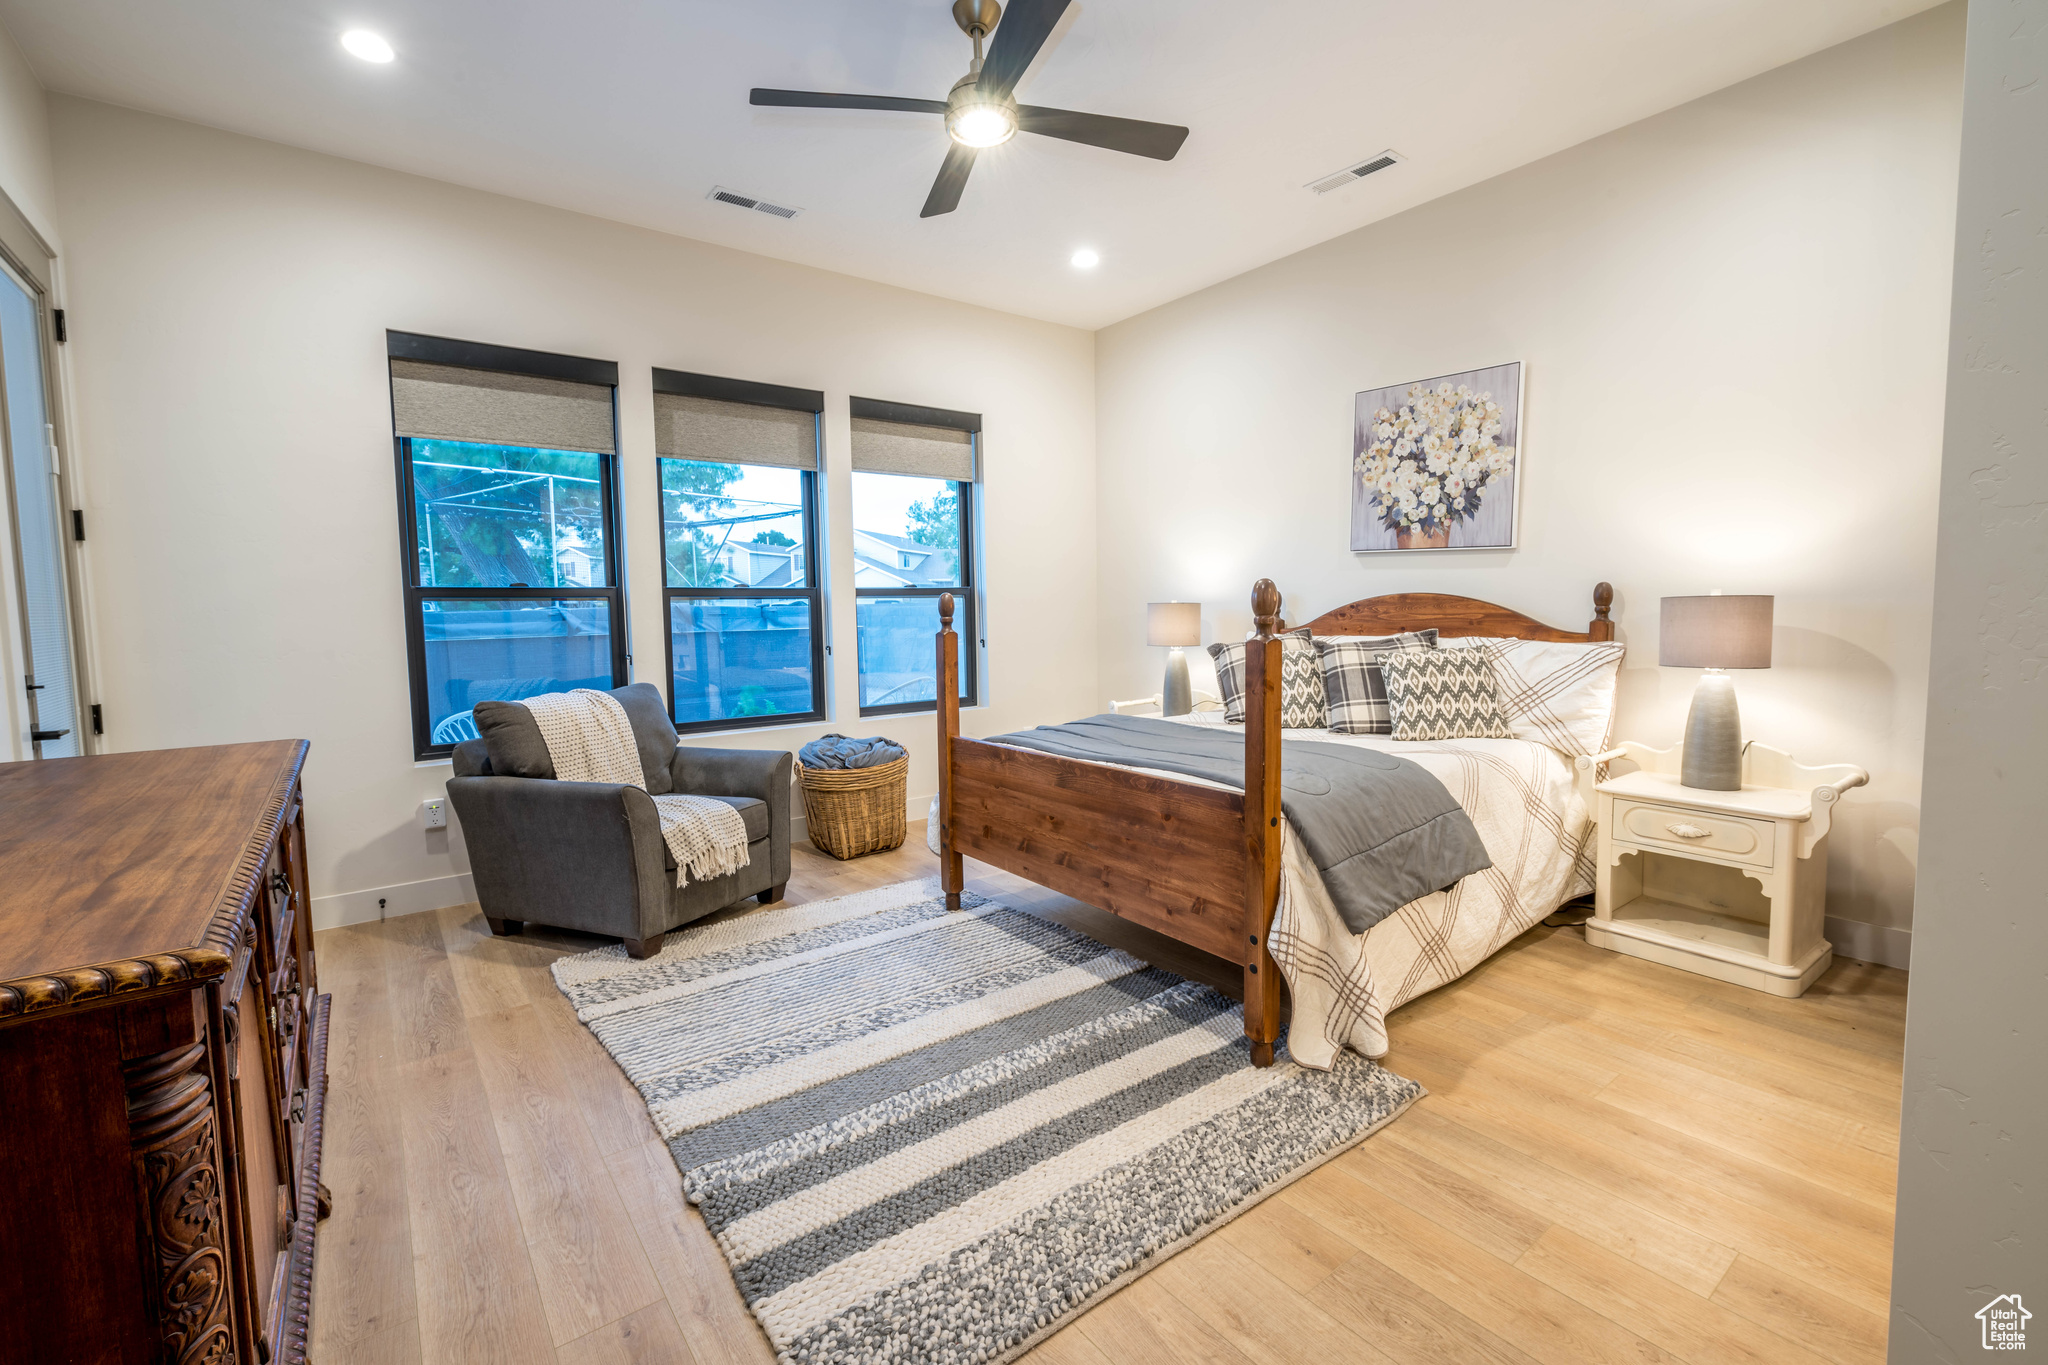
[676,716,838,743]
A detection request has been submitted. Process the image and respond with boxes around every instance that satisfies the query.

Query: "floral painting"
[1351,361,1521,552]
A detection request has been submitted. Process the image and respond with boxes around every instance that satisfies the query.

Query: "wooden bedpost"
[1589,582,1615,640]
[1242,578,1285,1067]
[937,592,964,911]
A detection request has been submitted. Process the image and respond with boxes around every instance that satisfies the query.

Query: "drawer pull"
[270,868,291,900]
[1666,822,1711,840]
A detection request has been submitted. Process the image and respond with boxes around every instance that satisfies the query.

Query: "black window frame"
[389,330,629,762]
[655,368,829,735]
[850,396,980,718]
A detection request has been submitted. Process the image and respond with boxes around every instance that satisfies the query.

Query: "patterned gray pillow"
[1381,649,1514,741]
[1208,628,1314,725]
[1314,631,1440,735]
[1278,637,1327,729]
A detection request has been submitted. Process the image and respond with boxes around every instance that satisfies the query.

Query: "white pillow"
[1443,636,1626,758]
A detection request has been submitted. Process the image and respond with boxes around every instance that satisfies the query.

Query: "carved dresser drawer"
[0,740,328,1365]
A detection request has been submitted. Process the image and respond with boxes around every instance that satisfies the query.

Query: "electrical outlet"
[420,798,447,830]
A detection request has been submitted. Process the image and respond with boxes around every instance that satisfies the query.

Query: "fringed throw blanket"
[522,689,750,887]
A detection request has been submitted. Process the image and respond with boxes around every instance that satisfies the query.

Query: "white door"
[0,257,78,758]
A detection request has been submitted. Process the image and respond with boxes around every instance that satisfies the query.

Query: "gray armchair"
[445,683,791,958]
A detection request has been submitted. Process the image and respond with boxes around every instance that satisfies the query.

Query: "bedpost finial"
[1251,579,1281,639]
[939,592,955,630]
[1593,582,1613,621]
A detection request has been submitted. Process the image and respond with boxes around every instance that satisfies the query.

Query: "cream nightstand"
[1573,741,1868,997]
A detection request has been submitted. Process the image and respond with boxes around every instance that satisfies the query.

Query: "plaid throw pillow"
[1381,649,1515,741]
[1443,637,1627,757]
[1208,628,1314,725]
[1315,631,1439,735]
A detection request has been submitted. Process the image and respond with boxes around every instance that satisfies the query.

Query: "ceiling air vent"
[1306,150,1404,196]
[707,186,803,219]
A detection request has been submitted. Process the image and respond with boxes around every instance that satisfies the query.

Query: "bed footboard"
[947,738,1248,961]
[936,588,1287,1066]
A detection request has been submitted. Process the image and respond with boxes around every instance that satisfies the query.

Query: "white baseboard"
[312,871,477,931]
[1825,916,1911,970]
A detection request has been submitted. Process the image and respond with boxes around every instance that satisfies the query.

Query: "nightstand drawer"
[1614,800,1775,867]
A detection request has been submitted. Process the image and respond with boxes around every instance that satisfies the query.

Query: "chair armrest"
[445,776,670,940]
[670,746,792,805]
[670,747,794,889]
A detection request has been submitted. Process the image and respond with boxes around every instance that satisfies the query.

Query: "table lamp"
[1660,592,1774,790]
[1148,602,1202,717]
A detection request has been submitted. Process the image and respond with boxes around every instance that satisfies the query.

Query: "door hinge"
[90,703,102,736]
[71,509,84,542]
[51,308,65,343]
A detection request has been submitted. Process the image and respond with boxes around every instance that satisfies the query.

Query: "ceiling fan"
[750,0,1190,218]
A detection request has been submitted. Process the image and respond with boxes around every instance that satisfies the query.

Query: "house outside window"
[387,331,628,761]
[655,369,828,732]
[849,397,979,715]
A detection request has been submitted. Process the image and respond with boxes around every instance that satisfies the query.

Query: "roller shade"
[390,359,616,454]
[850,417,976,481]
[654,392,817,470]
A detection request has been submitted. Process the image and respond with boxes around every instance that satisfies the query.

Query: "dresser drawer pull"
[270,868,291,900]
[291,1088,307,1124]
[1666,822,1712,840]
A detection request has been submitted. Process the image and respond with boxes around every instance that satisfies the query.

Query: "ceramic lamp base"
[1680,671,1743,790]
[1161,648,1191,717]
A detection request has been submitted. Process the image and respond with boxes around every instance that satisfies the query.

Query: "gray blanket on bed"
[984,713,1492,934]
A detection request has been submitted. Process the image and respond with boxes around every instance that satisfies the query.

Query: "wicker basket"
[798,755,909,861]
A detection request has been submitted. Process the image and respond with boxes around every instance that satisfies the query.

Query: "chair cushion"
[611,683,679,795]
[471,682,679,792]
[472,701,554,778]
[661,796,768,868]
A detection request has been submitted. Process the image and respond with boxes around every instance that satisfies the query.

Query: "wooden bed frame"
[934,579,1615,1065]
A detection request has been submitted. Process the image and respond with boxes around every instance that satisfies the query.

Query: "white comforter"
[942,715,1595,1068]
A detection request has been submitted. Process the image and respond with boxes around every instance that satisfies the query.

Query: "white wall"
[1890,0,2048,1349]
[1094,6,1963,957]
[0,18,53,245]
[48,96,1097,926]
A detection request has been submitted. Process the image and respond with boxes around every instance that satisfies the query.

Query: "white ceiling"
[0,0,1936,329]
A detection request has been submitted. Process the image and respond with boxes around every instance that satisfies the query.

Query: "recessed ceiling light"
[341,30,395,63]
[1071,248,1101,269]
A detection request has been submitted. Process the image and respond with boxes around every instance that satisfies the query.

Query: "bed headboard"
[1290,582,1614,642]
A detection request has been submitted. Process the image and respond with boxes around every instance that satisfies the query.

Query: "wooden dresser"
[0,740,328,1365]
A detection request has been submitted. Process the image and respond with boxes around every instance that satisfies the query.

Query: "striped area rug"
[552,878,1423,1365]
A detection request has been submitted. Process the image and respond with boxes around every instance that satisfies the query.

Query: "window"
[0,250,77,758]
[850,397,978,715]
[388,332,626,760]
[656,370,827,732]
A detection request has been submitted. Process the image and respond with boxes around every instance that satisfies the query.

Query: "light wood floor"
[310,825,1905,1365]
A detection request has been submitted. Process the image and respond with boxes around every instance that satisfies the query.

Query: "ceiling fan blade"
[976,0,1071,102]
[1015,106,1189,160]
[751,89,947,114]
[920,144,978,218]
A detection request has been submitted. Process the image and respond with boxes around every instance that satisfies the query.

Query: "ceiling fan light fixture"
[947,99,1017,148]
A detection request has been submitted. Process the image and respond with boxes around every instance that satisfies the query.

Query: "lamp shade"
[1146,601,1201,648]
[1659,595,1773,669]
